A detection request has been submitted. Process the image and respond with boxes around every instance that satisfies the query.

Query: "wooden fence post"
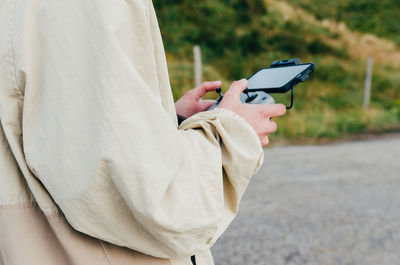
[363,57,373,110]
[193,45,202,86]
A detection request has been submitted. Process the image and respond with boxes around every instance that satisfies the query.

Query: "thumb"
[190,81,221,100]
[226,79,248,98]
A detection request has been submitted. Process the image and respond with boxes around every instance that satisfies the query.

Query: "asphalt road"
[212,135,400,265]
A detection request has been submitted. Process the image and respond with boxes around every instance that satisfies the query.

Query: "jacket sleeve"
[18,0,263,258]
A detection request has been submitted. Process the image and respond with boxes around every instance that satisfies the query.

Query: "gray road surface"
[212,136,400,265]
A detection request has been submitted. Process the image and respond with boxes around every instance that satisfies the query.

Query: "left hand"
[175,81,221,118]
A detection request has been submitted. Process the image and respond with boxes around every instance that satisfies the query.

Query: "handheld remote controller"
[207,58,315,110]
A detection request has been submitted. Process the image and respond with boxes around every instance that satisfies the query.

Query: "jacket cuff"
[179,107,264,176]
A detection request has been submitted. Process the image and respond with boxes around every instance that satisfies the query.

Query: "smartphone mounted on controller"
[247,58,315,109]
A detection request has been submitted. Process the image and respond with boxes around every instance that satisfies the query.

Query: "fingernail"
[239,79,247,85]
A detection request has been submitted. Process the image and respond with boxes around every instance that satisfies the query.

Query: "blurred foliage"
[154,0,400,142]
[286,0,400,45]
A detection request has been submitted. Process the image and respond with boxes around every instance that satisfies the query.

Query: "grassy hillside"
[154,0,400,142]
[285,0,400,45]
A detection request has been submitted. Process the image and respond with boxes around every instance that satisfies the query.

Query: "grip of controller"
[208,91,274,110]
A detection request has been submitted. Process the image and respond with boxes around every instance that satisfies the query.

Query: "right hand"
[218,79,286,147]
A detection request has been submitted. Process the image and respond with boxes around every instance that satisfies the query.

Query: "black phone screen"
[247,64,311,90]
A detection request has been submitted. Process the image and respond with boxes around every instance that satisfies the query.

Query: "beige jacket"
[0,0,264,264]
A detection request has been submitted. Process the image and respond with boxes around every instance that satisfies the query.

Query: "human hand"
[218,79,286,147]
[175,81,221,118]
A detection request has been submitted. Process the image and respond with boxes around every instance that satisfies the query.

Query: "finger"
[261,136,269,147]
[260,104,287,117]
[259,120,277,137]
[198,99,216,110]
[225,79,248,98]
[266,120,278,134]
[201,81,222,91]
[190,81,222,100]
